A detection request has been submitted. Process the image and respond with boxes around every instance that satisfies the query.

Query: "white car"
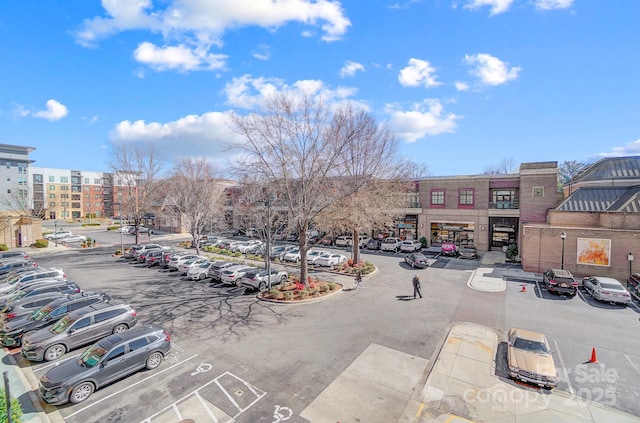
[178,258,209,275]
[117,225,134,233]
[380,237,402,252]
[307,249,330,265]
[315,253,347,267]
[168,254,205,271]
[44,230,73,240]
[582,276,631,305]
[220,265,256,286]
[60,235,88,245]
[283,248,302,263]
[334,236,352,247]
[187,261,214,281]
[400,240,422,252]
[237,240,262,254]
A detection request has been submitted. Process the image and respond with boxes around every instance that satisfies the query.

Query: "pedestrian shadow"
[396,295,415,301]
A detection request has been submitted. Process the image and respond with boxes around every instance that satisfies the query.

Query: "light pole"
[120,217,124,256]
[265,196,273,290]
[628,252,634,277]
[560,232,567,269]
[54,220,58,247]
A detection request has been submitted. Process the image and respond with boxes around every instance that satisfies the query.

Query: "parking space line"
[66,354,198,419]
[553,339,574,394]
[195,391,219,422]
[625,354,640,375]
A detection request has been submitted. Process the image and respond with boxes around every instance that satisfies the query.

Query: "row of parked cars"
[123,243,291,292]
[541,268,632,305]
[0,251,172,406]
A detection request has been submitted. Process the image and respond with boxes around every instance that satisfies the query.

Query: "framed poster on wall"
[577,238,611,267]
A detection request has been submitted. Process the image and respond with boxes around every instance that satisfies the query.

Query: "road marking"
[553,339,574,394]
[66,354,198,419]
[625,354,640,375]
[415,402,425,417]
[195,390,219,422]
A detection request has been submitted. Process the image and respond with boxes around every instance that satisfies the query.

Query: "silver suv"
[22,302,137,361]
[0,268,66,294]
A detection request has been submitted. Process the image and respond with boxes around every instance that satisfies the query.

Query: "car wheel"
[44,344,66,361]
[258,282,267,292]
[69,382,94,404]
[145,352,163,370]
[112,324,128,334]
[199,273,206,281]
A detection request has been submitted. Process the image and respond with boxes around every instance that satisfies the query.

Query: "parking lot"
[10,228,640,421]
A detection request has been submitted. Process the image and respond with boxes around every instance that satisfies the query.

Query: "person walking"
[412,274,423,299]
[355,268,363,290]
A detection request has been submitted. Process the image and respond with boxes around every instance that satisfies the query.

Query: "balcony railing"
[489,200,519,209]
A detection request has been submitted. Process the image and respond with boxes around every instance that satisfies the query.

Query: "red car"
[440,242,458,257]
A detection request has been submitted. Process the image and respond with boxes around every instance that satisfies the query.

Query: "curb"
[257,283,345,305]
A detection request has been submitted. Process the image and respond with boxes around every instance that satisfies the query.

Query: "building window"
[18,164,26,174]
[49,185,55,191]
[84,186,90,191]
[5,177,9,182]
[94,202,101,207]
[6,189,10,194]
[49,176,55,182]
[94,186,101,192]
[431,190,445,206]
[533,187,544,197]
[5,162,10,169]
[61,202,69,207]
[18,189,27,197]
[84,178,90,184]
[61,194,69,199]
[49,194,56,199]
[459,189,474,206]
[61,186,69,191]
[94,178,102,184]
[491,189,518,209]
[60,176,69,183]
[18,177,27,186]
[34,174,43,183]
[50,202,56,207]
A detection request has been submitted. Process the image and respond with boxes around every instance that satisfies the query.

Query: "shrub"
[34,239,48,248]
[81,223,101,227]
[86,237,92,243]
[328,283,337,291]
[283,291,293,300]
[268,288,281,299]
[114,249,122,255]
[0,388,23,423]
[319,284,329,293]
[419,236,428,248]
[298,289,309,299]
[0,244,8,251]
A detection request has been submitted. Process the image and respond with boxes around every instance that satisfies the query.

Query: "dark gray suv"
[22,302,137,361]
[0,292,111,347]
[39,324,171,405]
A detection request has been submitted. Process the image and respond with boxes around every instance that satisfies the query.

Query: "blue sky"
[1,0,638,176]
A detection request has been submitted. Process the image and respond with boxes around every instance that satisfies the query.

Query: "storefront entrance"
[430,222,475,246]
[489,217,518,251]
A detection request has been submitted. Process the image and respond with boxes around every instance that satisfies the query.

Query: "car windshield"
[50,315,75,334]
[600,282,622,290]
[413,254,427,259]
[78,344,108,367]
[31,305,54,321]
[513,337,549,354]
[198,262,211,269]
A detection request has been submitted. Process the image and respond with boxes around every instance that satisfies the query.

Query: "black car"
[38,324,171,405]
[404,253,430,268]
[542,269,578,296]
[0,292,111,347]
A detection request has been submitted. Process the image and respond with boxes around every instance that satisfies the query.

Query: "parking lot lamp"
[54,220,58,247]
[560,232,567,269]
[629,252,634,277]
[120,217,124,255]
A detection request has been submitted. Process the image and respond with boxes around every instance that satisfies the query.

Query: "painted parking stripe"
[625,354,640,375]
[553,339,574,395]
[66,354,198,419]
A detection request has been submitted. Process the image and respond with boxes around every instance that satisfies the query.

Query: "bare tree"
[108,143,165,244]
[483,157,518,175]
[229,93,406,286]
[559,160,588,184]
[164,158,228,255]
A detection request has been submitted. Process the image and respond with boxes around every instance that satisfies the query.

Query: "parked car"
[244,242,264,255]
[307,249,331,265]
[237,240,262,253]
[283,248,303,263]
[0,268,67,294]
[628,273,640,301]
[60,234,88,245]
[315,253,347,267]
[458,246,478,259]
[0,282,82,309]
[404,253,431,268]
[269,245,295,261]
[220,265,256,286]
[21,302,138,362]
[208,262,243,281]
[124,244,163,260]
[440,241,458,257]
[365,238,382,250]
[187,261,218,281]
[177,257,209,275]
[0,260,38,276]
[380,237,402,252]
[167,254,204,271]
[507,327,557,389]
[582,276,631,305]
[38,324,171,405]
[128,226,152,235]
[0,251,29,261]
[44,230,73,240]
[241,268,289,291]
[421,247,442,264]
[116,225,134,233]
[0,292,69,325]
[356,235,370,248]
[542,269,578,296]
[0,292,111,347]
[160,251,184,269]
[400,240,422,253]
[144,250,165,267]
[334,236,352,247]
[320,236,334,246]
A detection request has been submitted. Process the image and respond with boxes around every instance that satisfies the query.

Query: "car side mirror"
[68,329,75,334]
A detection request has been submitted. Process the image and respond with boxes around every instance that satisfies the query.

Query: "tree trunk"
[352,228,360,265]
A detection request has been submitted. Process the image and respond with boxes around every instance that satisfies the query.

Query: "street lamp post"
[628,252,634,277]
[54,220,58,247]
[560,232,567,270]
[265,196,272,290]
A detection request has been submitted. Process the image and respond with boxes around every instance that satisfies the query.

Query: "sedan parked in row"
[240,268,289,291]
[315,253,347,267]
[582,276,631,305]
[177,257,209,275]
[38,324,171,405]
[400,240,422,253]
[404,253,431,269]
[220,265,256,286]
[187,261,216,281]
[60,235,88,245]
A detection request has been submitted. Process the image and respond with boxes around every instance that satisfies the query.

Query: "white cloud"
[133,42,227,72]
[534,0,573,10]
[398,58,441,88]
[76,0,351,71]
[33,99,69,121]
[386,99,460,142]
[463,0,513,15]
[595,139,640,158]
[252,44,271,61]
[454,81,470,91]
[464,53,521,86]
[340,61,364,78]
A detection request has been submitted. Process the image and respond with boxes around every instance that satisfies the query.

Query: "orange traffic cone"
[521,284,527,292]
[588,347,598,363]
